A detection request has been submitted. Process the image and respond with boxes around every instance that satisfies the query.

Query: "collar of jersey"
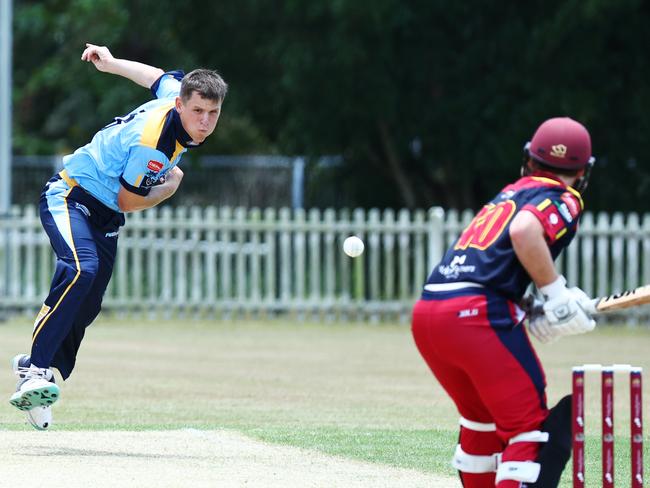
[528,170,565,185]
[528,171,584,207]
[171,109,204,149]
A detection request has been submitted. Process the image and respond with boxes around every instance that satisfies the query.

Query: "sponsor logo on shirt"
[143,168,167,187]
[438,254,476,279]
[560,192,581,219]
[555,201,573,223]
[147,160,164,172]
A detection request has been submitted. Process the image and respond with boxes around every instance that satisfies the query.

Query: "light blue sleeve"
[150,70,184,99]
[119,145,169,196]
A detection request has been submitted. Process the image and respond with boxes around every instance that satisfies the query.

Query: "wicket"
[572,364,643,488]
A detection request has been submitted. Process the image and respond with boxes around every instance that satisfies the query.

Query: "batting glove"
[540,276,596,339]
[527,314,560,344]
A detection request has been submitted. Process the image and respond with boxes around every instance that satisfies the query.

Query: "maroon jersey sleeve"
[522,189,583,244]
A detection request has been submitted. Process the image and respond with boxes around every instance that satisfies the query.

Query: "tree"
[12,0,650,211]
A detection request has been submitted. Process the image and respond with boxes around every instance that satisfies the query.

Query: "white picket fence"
[1,205,649,322]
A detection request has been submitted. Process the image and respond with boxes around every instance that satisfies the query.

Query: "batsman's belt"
[58,169,78,188]
[423,282,484,292]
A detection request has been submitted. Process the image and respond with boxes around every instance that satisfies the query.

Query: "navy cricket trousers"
[31,172,125,379]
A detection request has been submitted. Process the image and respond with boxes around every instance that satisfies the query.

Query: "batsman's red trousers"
[412,286,548,488]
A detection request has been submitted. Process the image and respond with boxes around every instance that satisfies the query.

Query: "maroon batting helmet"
[524,117,594,170]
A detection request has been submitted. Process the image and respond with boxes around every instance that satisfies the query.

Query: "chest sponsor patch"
[147,160,164,172]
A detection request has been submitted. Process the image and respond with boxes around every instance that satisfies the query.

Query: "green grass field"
[1,316,648,486]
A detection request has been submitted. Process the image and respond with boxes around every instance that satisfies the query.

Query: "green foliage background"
[11,0,650,211]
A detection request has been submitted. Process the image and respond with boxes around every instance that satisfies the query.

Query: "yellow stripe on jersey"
[134,174,143,187]
[531,175,585,210]
[531,176,562,186]
[536,199,552,211]
[564,185,585,210]
[139,101,175,149]
[170,141,184,164]
[556,228,568,240]
[59,169,78,188]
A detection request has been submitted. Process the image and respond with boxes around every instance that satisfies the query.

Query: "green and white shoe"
[9,356,59,412]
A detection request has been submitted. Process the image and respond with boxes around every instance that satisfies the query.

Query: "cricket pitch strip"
[0,429,459,487]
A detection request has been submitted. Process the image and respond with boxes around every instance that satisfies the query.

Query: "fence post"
[626,213,640,326]
[626,213,640,289]
[24,205,37,304]
[191,206,204,315]
[580,212,594,297]
[427,207,445,272]
[323,208,336,319]
[174,206,189,316]
[596,212,610,296]
[130,210,143,311]
[279,207,292,311]
[643,213,650,286]
[398,209,411,304]
[611,213,625,293]
[368,208,381,321]
[382,208,395,310]
[338,208,351,318]
[413,209,426,296]
[249,207,262,309]
[263,207,277,315]
[294,207,306,315]
[205,206,218,316]
[308,208,321,314]
[9,205,20,301]
[353,208,366,318]
[235,207,247,316]
[219,206,233,317]
[145,207,159,318]
[160,206,173,319]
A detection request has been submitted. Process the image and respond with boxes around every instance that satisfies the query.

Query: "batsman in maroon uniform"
[412,117,597,488]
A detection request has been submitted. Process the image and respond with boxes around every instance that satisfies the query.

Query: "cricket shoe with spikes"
[10,354,56,430]
[9,354,59,424]
[11,355,55,430]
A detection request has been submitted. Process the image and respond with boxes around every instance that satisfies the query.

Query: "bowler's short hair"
[180,69,228,103]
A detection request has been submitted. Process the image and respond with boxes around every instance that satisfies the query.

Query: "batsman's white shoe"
[9,354,60,412]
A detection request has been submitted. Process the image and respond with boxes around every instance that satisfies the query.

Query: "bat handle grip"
[523,296,599,316]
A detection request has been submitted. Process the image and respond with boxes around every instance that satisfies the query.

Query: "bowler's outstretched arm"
[81,43,164,88]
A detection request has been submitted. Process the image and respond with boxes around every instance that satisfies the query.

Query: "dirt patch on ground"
[0,429,459,488]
